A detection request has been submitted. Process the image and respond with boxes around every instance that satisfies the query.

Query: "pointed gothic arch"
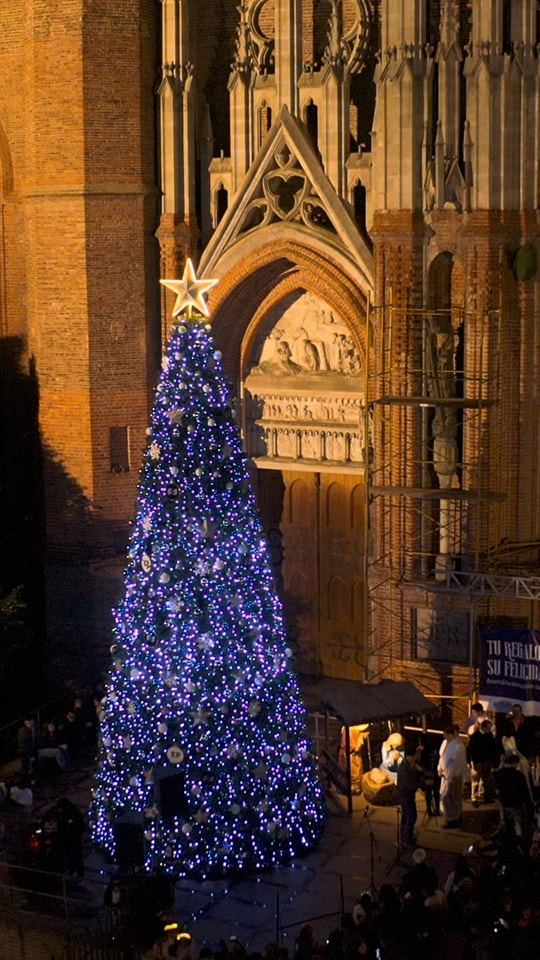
[304,99,318,154]
[213,181,229,227]
[208,237,370,377]
[258,100,272,148]
[205,240,370,678]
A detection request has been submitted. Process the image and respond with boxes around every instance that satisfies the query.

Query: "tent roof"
[307,678,436,726]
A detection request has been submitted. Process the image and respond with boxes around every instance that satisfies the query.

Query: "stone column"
[274,0,302,113]
[157,0,200,282]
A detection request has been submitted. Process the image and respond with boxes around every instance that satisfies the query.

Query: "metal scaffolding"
[363,295,509,704]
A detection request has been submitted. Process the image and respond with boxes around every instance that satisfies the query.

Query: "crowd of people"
[0,686,104,888]
[391,702,540,850]
[16,691,102,776]
[3,692,540,959]
[0,687,104,812]
[281,829,540,960]
[129,827,540,959]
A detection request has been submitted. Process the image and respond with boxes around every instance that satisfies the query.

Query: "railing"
[320,749,350,796]
[275,878,345,947]
[0,857,93,922]
[48,915,142,960]
[0,859,140,959]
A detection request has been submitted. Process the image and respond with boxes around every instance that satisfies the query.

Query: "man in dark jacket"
[55,797,85,882]
[397,745,424,847]
[502,704,534,758]
[17,716,38,776]
[467,719,499,806]
[494,753,533,838]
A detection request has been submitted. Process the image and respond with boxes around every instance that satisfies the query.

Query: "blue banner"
[479,625,540,714]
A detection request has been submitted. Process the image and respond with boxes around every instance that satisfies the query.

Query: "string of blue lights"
[90,277,325,878]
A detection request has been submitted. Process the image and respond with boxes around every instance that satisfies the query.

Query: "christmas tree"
[90,260,325,878]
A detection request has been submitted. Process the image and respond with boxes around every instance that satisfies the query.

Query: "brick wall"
[0,1,160,551]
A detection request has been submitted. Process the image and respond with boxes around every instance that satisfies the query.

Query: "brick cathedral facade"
[1,1,540,715]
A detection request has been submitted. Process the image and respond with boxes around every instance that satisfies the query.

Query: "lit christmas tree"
[90,260,325,877]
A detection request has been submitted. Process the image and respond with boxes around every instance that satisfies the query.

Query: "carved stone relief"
[244,292,367,467]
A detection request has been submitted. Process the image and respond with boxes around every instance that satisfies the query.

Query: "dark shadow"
[0,337,46,716]
[253,468,316,669]
[0,337,129,709]
[0,338,45,595]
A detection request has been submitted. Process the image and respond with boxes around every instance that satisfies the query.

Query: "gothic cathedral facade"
[1,2,540,714]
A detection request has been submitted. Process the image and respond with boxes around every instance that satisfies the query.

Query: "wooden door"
[279,471,367,678]
[318,473,366,677]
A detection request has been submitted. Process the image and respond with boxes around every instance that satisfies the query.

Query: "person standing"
[494,753,534,838]
[17,716,38,777]
[396,745,424,847]
[467,719,499,806]
[503,704,533,758]
[55,796,85,883]
[438,725,467,828]
[465,702,486,736]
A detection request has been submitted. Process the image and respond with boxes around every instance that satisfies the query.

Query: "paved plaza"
[166,793,498,955]
[1,754,500,956]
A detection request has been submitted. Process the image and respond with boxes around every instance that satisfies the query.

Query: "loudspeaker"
[112,812,145,869]
[154,768,189,818]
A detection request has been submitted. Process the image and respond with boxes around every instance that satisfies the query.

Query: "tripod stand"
[385,805,409,875]
[421,798,439,829]
[420,775,440,827]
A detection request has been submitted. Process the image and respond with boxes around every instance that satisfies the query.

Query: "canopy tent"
[313,677,435,726]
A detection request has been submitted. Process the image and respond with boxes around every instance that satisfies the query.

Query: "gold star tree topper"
[160,258,218,318]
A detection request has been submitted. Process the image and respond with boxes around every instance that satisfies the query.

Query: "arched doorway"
[206,237,371,680]
[241,287,368,679]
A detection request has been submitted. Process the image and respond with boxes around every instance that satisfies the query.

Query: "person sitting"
[423,879,447,913]
[380,732,405,782]
[38,720,70,771]
[294,923,320,960]
[443,854,476,898]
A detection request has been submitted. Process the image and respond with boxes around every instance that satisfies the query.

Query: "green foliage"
[0,584,26,630]
[513,243,537,282]
[0,585,37,721]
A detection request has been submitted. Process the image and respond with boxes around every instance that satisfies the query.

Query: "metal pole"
[62,873,69,922]
[468,595,476,707]
[345,724,353,814]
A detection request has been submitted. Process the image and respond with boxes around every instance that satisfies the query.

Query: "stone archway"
[209,249,370,679]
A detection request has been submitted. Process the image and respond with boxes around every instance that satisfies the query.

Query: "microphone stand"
[385,804,408,875]
[363,805,380,894]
